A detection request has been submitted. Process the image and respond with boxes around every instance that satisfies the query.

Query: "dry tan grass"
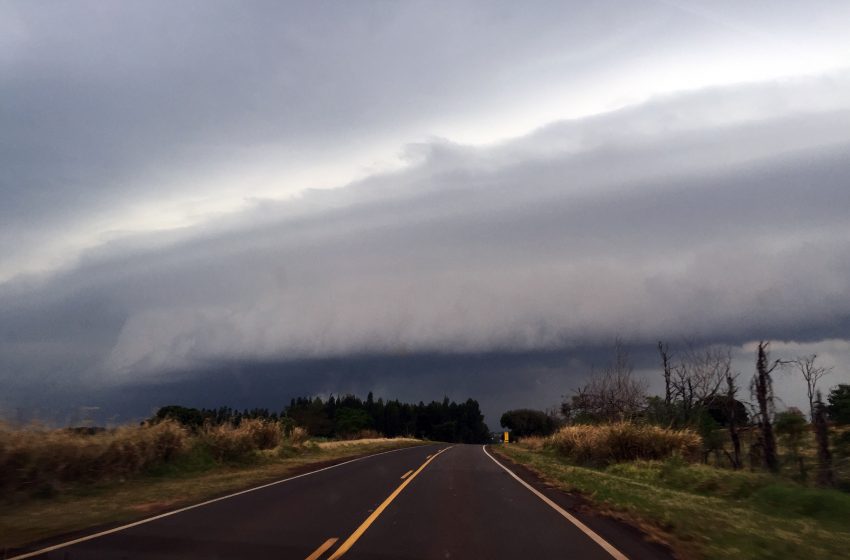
[548,423,701,466]
[516,436,546,451]
[1,437,426,550]
[317,437,420,450]
[0,421,189,494]
[200,419,301,460]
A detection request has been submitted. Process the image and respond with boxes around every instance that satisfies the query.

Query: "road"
[14,444,670,560]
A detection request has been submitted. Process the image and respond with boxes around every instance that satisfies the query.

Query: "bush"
[0,421,189,495]
[240,418,282,450]
[549,422,701,466]
[288,426,309,445]
[200,423,259,462]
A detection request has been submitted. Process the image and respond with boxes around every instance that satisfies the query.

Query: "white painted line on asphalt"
[482,445,629,560]
[400,469,414,479]
[7,444,436,560]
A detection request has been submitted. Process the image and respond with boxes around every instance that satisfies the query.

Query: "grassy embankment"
[494,423,850,560]
[0,420,423,551]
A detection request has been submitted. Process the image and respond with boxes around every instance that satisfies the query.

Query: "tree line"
[152,393,491,444]
[501,339,850,486]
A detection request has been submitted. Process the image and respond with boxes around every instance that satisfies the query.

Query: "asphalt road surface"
[14,444,671,560]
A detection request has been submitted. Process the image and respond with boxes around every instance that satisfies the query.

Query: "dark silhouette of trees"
[813,391,835,487]
[500,409,557,438]
[752,341,783,473]
[152,395,490,443]
[724,370,743,469]
[827,384,850,424]
[658,341,672,408]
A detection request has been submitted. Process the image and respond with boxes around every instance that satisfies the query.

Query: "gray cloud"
[3,2,850,423]
[3,75,850,386]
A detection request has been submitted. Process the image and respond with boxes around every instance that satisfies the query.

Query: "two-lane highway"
[15,444,670,559]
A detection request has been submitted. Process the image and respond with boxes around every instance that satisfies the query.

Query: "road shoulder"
[488,445,675,560]
[2,440,428,558]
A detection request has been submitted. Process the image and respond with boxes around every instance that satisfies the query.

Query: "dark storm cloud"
[3,76,850,397]
[3,2,850,422]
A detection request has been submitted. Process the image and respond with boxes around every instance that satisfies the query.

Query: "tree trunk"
[755,342,779,473]
[659,341,672,407]
[726,373,741,469]
[814,393,835,487]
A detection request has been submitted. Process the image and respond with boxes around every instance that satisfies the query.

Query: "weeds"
[0,419,312,497]
[0,421,189,495]
[546,423,701,466]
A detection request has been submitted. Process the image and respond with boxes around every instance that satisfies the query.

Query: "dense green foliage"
[499,409,557,437]
[828,385,850,425]
[153,393,490,443]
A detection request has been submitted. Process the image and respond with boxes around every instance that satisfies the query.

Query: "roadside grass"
[494,444,850,560]
[0,437,423,551]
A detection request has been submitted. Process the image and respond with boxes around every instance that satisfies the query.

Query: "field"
[495,425,850,560]
[0,420,423,552]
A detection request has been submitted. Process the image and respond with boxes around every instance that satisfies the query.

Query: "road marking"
[400,469,414,479]
[482,445,629,560]
[328,446,451,559]
[304,537,339,560]
[6,445,435,560]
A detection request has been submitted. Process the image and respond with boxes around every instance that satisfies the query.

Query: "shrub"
[0,421,189,495]
[240,418,282,450]
[288,426,309,446]
[549,422,701,466]
[200,423,257,462]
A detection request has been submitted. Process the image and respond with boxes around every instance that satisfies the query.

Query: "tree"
[827,384,850,425]
[565,340,647,423]
[658,341,672,407]
[500,409,557,438]
[334,407,372,436]
[152,405,205,430]
[752,341,784,473]
[724,371,744,469]
[670,344,729,424]
[774,408,808,480]
[790,355,832,420]
[813,391,835,487]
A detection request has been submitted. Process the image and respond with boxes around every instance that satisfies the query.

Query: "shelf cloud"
[2,1,850,423]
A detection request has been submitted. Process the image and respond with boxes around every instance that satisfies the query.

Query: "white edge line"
[7,444,436,560]
[482,445,629,560]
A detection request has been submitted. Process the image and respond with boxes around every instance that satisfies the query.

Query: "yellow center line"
[327,446,451,560]
[400,469,414,479]
[304,537,339,560]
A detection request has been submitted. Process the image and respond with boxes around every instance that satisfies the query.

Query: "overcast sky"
[2,1,850,426]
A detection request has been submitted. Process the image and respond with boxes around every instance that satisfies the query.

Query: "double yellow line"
[323,446,451,559]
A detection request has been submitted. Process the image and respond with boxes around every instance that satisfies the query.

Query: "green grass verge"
[1,438,424,551]
[494,444,850,560]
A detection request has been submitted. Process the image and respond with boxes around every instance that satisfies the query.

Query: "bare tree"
[669,342,729,423]
[658,341,672,407]
[725,368,743,469]
[790,354,832,421]
[752,341,784,473]
[813,390,835,487]
[567,340,648,423]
